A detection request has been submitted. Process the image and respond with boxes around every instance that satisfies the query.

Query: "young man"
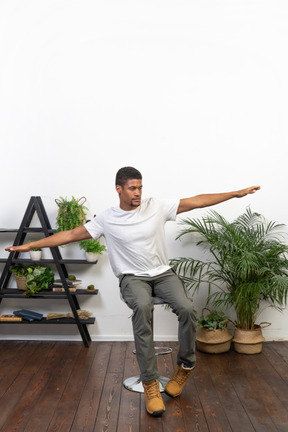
[6,167,260,417]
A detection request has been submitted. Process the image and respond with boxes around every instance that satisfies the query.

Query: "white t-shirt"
[84,197,179,278]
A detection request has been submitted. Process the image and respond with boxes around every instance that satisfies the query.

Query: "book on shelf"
[52,286,77,292]
[13,309,43,321]
[0,314,22,322]
[54,278,82,286]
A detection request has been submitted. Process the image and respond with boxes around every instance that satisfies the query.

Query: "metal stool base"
[133,346,172,356]
[123,375,170,393]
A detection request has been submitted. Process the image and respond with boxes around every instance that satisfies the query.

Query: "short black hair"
[115,166,142,187]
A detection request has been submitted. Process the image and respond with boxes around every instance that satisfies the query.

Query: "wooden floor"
[0,340,287,432]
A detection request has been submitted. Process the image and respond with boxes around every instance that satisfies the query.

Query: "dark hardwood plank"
[200,351,255,432]
[2,342,71,432]
[224,350,280,432]
[47,342,98,432]
[179,380,209,432]
[161,342,209,432]
[107,340,127,374]
[24,342,83,432]
[193,350,233,432]
[0,341,38,398]
[268,341,288,364]
[0,342,55,431]
[251,346,288,407]
[157,342,186,432]
[93,372,123,432]
[70,342,113,432]
[234,352,288,431]
[262,343,288,384]
[118,347,141,432]
[0,340,287,432]
[93,341,128,432]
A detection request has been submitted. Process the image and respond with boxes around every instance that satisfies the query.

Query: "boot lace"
[172,366,193,385]
[143,381,161,400]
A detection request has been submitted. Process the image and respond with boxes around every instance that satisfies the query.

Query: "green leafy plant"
[55,196,88,232]
[198,309,228,331]
[171,208,288,330]
[25,266,55,297]
[86,284,95,290]
[79,239,106,255]
[10,263,27,277]
[10,264,54,297]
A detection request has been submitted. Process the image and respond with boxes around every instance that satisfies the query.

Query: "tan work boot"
[143,379,165,417]
[164,364,194,398]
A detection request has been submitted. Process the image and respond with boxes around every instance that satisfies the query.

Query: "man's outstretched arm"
[5,225,92,253]
[177,186,260,215]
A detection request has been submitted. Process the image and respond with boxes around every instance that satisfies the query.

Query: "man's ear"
[116,185,121,193]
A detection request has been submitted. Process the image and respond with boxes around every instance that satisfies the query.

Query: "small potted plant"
[10,264,54,296]
[29,247,42,261]
[55,196,88,232]
[196,309,232,353]
[79,239,106,262]
[10,263,28,291]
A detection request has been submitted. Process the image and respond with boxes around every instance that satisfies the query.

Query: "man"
[6,167,260,417]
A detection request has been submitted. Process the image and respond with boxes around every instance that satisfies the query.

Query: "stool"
[123,296,172,393]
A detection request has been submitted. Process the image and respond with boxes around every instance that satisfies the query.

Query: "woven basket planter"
[196,327,233,354]
[15,275,27,291]
[232,324,270,354]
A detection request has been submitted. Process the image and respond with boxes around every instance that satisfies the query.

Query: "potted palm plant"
[79,239,106,262]
[171,208,288,354]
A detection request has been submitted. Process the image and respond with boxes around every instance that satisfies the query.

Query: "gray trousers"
[120,269,197,383]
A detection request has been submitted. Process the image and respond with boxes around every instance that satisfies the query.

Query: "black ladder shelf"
[0,196,98,347]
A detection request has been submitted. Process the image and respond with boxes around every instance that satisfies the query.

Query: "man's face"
[116,179,143,211]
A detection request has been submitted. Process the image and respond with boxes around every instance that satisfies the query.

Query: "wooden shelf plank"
[0,288,98,299]
[0,317,95,324]
[0,258,98,264]
[0,228,56,233]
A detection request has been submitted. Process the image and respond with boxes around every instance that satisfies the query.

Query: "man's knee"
[132,297,154,319]
[176,301,197,324]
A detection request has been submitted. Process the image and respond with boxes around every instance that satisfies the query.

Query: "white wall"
[0,0,287,341]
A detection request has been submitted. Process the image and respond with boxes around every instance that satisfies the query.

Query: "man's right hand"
[5,245,31,253]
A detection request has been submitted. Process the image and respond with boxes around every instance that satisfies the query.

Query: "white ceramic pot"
[29,250,42,261]
[85,252,98,262]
